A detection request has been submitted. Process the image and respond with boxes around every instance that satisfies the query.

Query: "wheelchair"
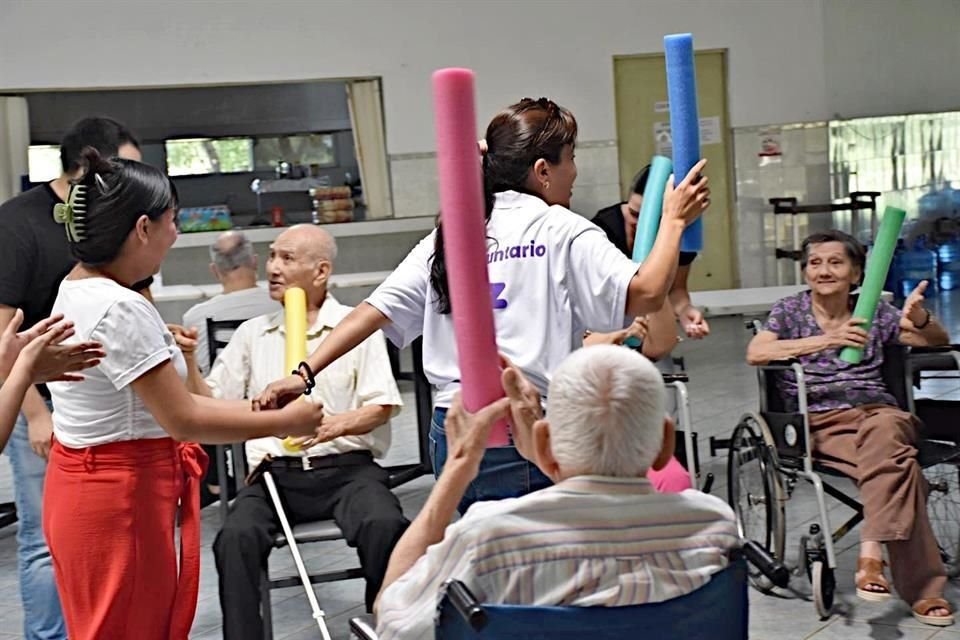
[722,320,960,618]
[350,552,749,639]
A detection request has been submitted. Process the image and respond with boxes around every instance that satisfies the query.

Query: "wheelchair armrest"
[443,580,489,631]
[662,373,690,384]
[349,614,378,640]
[908,348,960,372]
[758,359,800,371]
[907,344,960,354]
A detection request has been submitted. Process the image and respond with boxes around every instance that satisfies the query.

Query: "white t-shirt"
[49,277,186,448]
[366,190,639,407]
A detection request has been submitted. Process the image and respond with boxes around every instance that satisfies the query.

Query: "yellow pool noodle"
[282,287,308,452]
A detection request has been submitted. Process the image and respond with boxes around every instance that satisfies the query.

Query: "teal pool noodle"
[632,156,673,263]
[839,206,906,364]
[664,33,703,253]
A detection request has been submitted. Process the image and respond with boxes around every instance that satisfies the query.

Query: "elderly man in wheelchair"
[372,345,740,640]
[745,229,952,626]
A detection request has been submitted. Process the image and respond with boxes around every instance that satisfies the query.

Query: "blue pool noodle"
[664,33,703,253]
[632,156,673,263]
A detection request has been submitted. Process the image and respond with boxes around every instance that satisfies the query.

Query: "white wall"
[1,0,828,154]
[823,0,960,119]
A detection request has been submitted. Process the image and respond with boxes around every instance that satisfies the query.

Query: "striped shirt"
[376,476,739,640]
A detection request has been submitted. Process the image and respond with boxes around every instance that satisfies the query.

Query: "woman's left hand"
[903,280,930,327]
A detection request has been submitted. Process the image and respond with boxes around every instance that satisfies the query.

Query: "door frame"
[611,48,739,288]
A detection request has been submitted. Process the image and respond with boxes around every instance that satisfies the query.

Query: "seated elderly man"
[375,345,738,639]
[179,225,408,640]
[182,229,278,375]
[747,229,952,627]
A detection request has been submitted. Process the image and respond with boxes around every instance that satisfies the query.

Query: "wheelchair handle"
[742,540,790,589]
[444,580,489,631]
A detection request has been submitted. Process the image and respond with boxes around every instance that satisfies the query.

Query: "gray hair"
[210,230,256,273]
[546,345,666,477]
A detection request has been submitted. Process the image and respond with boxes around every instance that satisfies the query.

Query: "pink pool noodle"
[432,68,510,447]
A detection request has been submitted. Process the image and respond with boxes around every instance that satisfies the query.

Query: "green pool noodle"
[839,206,906,364]
[632,155,674,263]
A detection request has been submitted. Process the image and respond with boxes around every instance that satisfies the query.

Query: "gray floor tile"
[809,618,939,639]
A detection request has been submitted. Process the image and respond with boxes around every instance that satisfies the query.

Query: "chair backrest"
[206,317,247,366]
[435,557,748,640]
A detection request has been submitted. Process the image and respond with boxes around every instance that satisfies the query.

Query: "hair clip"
[52,184,87,243]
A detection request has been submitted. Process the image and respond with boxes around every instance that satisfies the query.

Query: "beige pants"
[810,404,945,603]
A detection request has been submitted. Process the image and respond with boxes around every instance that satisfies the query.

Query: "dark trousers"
[213,455,409,640]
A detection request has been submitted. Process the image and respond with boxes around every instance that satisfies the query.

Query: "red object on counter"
[271,206,284,227]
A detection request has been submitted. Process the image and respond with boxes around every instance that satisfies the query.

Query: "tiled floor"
[2,294,960,639]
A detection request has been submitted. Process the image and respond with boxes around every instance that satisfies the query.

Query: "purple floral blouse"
[762,290,901,412]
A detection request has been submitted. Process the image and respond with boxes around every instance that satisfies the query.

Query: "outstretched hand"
[0,310,103,383]
[902,280,930,327]
[499,354,543,462]
[444,392,510,474]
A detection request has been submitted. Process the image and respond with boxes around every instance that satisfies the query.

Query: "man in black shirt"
[0,116,141,640]
[592,165,710,340]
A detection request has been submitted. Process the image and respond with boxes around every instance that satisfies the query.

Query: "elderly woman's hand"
[823,317,869,350]
[902,280,931,328]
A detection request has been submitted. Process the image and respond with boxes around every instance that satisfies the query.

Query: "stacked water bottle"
[883,183,960,298]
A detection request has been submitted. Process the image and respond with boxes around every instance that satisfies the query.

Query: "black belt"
[268,450,372,471]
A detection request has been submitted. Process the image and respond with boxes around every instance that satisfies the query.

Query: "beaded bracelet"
[292,361,317,396]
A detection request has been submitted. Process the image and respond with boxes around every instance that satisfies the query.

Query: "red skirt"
[43,437,208,640]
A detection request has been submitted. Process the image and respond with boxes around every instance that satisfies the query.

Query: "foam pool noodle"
[282,287,309,452]
[433,68,510,447]
[839,206,906,364]
[624,156,673,349]
[664,33,703,253]
[632,156,674,263]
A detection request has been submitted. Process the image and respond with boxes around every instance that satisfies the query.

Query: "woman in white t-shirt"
[42,149,324,640]
[256,97,709,511]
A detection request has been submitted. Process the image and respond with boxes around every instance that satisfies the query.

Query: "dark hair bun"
[79,146,115,179]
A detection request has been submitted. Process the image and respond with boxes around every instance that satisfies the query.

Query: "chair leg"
[260,568,273,640]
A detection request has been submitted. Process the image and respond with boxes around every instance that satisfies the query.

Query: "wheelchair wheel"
[811,560,835,619]
[923,461,960,578]
[728,414,786,591]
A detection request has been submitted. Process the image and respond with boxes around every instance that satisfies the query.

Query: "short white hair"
[546,345,665,477]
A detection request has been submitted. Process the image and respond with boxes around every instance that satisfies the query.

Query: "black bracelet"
[292,361,317,396]
[914,308,932,330]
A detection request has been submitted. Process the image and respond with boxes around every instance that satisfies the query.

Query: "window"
[28,145,62,183]
[165,137,253,177]
[253,133,337,171]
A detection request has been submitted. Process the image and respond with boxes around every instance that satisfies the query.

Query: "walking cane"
[262,469,332,640]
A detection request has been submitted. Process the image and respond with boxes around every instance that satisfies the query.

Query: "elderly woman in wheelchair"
[745,229,952,626]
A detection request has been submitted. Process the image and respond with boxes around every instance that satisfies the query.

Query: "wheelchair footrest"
[710,436,731,457]
[742,540,790,589]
